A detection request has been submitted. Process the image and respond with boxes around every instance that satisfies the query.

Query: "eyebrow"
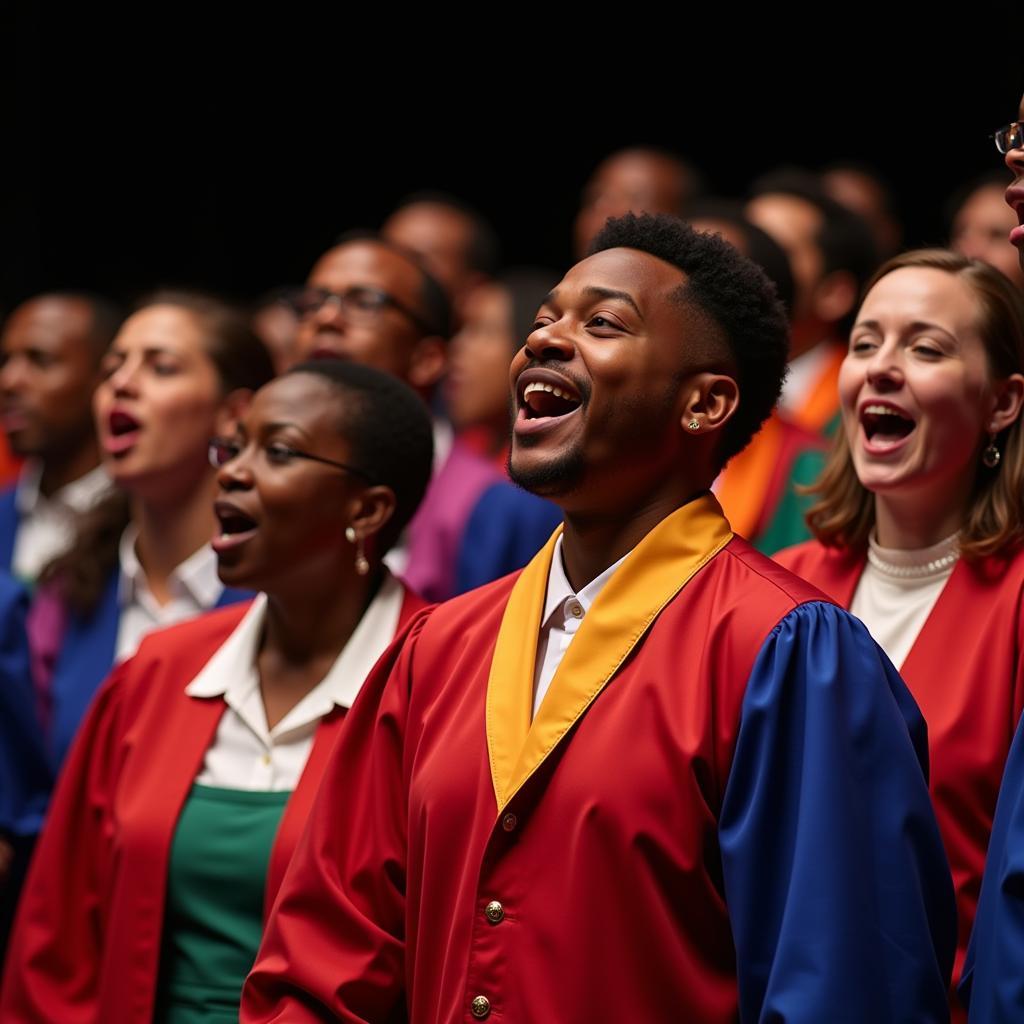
[261,420,313,441]
[542,286,642,318]
[854,319,959,342]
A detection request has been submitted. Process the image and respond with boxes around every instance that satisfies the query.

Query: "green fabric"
[755,448,829,556]
[156,783,290,1023]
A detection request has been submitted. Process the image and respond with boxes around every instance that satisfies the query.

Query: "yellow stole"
[485,492,733,812]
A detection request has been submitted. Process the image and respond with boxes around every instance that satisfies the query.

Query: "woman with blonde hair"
[776,248,1024,1016]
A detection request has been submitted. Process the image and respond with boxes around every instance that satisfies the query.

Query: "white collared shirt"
[115,526,226,662]
[532,536,629,718]
[185,574,406,790]
[11,461,111,582]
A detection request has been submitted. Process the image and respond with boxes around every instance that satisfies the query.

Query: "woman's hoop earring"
[982,435,1002,470]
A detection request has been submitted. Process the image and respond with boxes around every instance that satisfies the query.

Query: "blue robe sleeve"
[720,600,956,1023]
[959,711,1024,1021]
[0,573,51,837]
[455,482,561,594]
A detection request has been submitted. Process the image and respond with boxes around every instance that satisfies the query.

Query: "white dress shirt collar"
[117,524,224,611]
[541,535,627,628]
[14,460,111,516]
[185,571,406,716]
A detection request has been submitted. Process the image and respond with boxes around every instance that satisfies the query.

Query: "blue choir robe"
[243,493,955,1024]
[0,571,49,837]
[455,480,561,593]
[45,568,251,775]
[0,487,18,573]
[961,712,1024,1021]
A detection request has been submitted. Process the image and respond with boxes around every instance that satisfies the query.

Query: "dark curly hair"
[285,360,434,552]
[589,213,790,468]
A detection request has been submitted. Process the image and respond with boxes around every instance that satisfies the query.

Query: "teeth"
[863,404,910,419]
[523,381,575,401]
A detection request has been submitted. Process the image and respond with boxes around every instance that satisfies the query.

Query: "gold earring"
[687,419,700,432]
[345,526,370,575]
[982,434,1002,469]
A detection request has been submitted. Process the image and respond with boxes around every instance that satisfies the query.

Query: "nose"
[864,343,903,391]
[311,293,347,330]
[216,444,256,492]
[0,355,25,395]
[1006,138,1024,179]
[523,321,574,362]
[107,357,141,397]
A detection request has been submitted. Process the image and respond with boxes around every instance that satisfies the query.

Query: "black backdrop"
[6,10,1023,312]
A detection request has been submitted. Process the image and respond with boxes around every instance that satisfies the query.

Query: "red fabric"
[0,587,425,1024]
[776,540,1024,1011]
[242,540,830,1024]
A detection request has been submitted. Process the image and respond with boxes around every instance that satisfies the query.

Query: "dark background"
[5,11,1023,312]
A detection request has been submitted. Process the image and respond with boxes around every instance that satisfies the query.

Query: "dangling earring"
[687,419,701,432]
[345,526,370,575]
[982,433,1002,469]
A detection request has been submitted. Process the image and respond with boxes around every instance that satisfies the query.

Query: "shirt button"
[470,995,491,1019]
[484,900,504,924]
[262,753,272,767]
[567,600,583,618]
[501,812,518,832]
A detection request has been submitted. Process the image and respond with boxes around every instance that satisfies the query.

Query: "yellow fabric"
[485,493,733,811]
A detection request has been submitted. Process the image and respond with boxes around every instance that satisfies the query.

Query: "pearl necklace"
[866,532,961,580]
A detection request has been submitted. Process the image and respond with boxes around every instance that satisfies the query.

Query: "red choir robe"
[0,583,425,1024]
[242,494,955,1024]
[775,539,1024,1010]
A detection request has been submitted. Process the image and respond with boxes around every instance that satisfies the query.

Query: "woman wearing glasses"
[2,360,433,1022]
[25,292,275,777]
[775,249,1024,1019]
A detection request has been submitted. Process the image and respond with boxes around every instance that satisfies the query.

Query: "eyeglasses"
[287,285,435,336]
[991,121,1024,155]
[208,437,376,483]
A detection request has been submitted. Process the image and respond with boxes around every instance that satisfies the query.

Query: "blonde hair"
[805,249,1024,560]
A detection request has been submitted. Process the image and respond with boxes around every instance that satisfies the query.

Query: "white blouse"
[850,532,959,670]
[185,574,406,791]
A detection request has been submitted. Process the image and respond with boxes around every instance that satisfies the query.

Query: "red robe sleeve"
[242,609,434,1024]
[0,662,133,1023]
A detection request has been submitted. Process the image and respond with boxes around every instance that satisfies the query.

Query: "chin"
[508,448,585,498]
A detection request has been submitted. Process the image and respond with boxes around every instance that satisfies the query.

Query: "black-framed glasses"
[286,285,436,336]
[991,121,1024,155]
[208,437,376,484]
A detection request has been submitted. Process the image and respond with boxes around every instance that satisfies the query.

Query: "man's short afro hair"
[588,212,790,467]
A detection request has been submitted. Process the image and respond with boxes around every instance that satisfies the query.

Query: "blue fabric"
[720,600,956,1023]
[455,481,561,594]
[0,487,19,573]
[0,572,50,836]
[48,571,251,774]
[960,712,1024,1021]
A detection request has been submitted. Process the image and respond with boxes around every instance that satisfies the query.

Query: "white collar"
[432,417,454,475]
[117,524,224,610]
[541,535,629,628]
[15,460,111,516]
[185,572,406,712]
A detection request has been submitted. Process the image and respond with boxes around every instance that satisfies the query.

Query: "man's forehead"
[4,297,93,346]
[553,247,688,303]
[309,240,420,291]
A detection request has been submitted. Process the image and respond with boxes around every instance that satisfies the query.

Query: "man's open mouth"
[521,381,582,420]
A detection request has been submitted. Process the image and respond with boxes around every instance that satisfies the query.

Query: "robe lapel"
[486,493,733,812]
[264,708,348,913]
